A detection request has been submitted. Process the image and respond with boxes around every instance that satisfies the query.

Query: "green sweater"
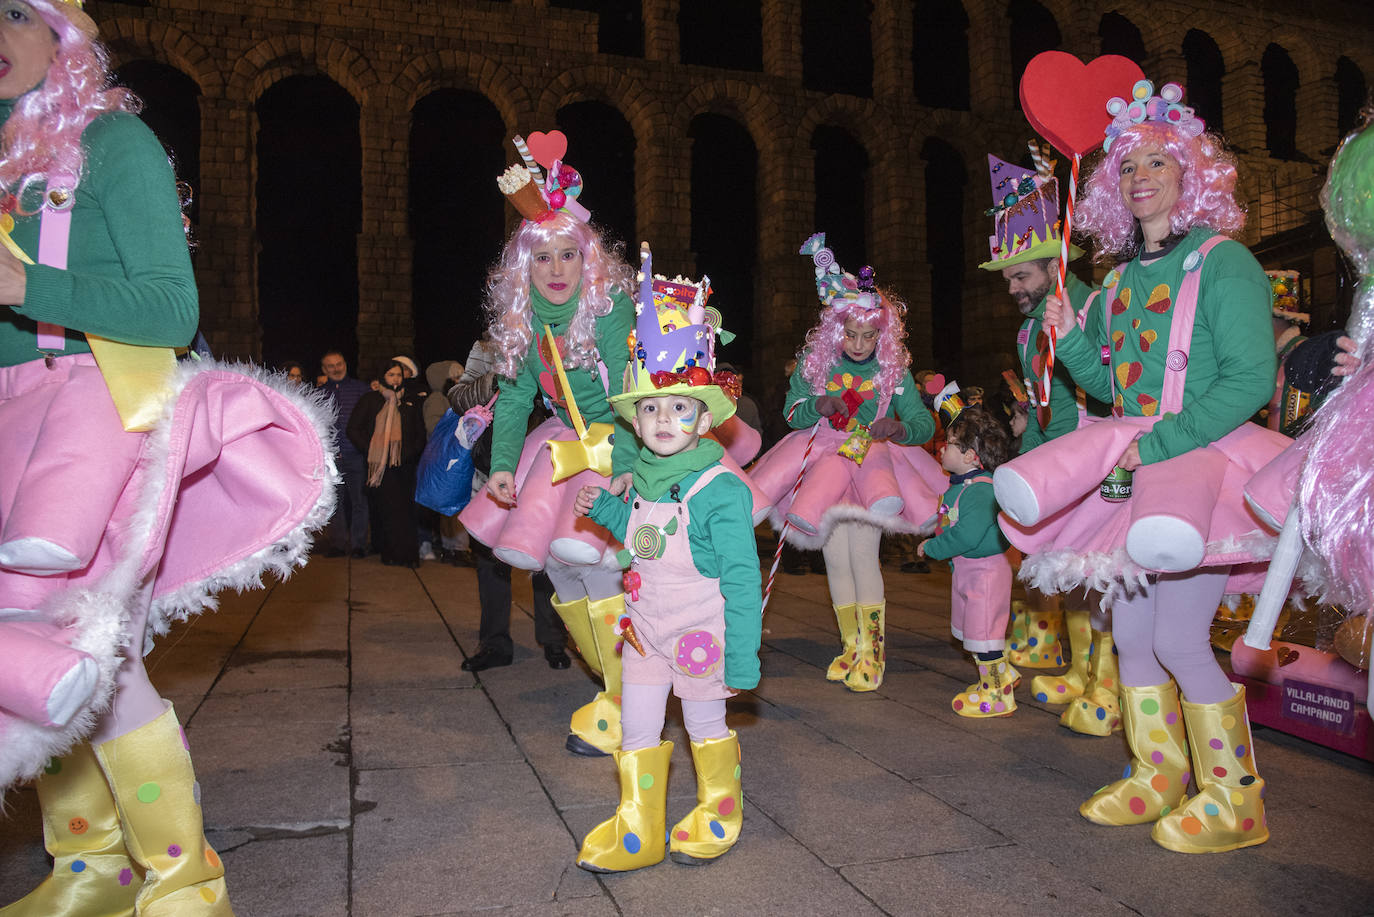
[1057,228,1275,465]
[490,286,635,476]
[784,353,936,447]
[922,473,1009,561]
[2,104,198,367]
[1017,272,1093,453]
[589,441,763,690]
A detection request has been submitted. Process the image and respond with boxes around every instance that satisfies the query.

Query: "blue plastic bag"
[414,401,493,515]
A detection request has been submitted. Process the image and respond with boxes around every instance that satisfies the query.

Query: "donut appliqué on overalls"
[676,630,722,677]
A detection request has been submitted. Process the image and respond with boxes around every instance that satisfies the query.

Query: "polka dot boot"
[0,743,140,917]
[843,602,886,693]
[1080,681,1190,826]
[825,604,861,682]
[669,731,743,865]
[951,653,1018,718]
[1151,684,1269,854]
[93,702,232,915]
[1059,629,1122,736]
[1006,599,1066,670]
[1030,608,1092,704]
[577,740,672,873]
[563,594,625,757]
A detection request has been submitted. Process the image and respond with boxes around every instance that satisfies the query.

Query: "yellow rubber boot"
[1006,599,1066,669]
[566,594,626,757]
[669,732,743,865]
[951,653,1018,717]
[0,745,140,917]
[1152,685,1269,853]
[843,602,886,692]
[93,703,232,916]
[576,740,672,873]
[1080,681,1190,826]
[553,594,601,678]
[1031,608,1092,704]
[1060,629,1122,735]
[825,604,860,682]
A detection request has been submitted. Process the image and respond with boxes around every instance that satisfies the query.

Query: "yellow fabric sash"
[542,324,613,482]
[3,219,177,432]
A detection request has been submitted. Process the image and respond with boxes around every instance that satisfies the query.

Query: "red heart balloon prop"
[1019,52,1144,157]
[526,131,568,170]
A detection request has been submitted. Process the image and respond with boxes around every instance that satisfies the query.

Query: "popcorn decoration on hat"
[496,130,590,224]
[799,232,882,312]
[1104,80,1205,152]
[924,375,966,426]
[609,242,740,427]
[1267,270,1309,324]
[978,143,1085,270]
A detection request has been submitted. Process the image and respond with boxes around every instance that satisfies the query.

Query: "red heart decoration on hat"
[923,373,946,397]
[526,131,568,170]
[1019,52,1145,157]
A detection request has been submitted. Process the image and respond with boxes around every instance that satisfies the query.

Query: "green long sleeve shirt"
[1017,272,1093,453]
[2,107,198,367]
[922,474,1009,561]
[589,442,763,690]
[783,353,936,447]
[490,286,636,476]
[1056,228,1275,465]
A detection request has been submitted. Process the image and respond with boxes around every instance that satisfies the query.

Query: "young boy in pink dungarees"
[570,245,762,874]
[918,404,1017,717]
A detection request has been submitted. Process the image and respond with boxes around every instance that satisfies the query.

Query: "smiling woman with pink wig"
[992,79,1292,856]
[1,3,337,914]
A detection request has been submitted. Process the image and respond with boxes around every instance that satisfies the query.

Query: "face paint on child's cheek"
[677,402,699,434]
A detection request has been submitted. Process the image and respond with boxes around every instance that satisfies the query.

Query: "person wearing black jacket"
[347,360,427,567]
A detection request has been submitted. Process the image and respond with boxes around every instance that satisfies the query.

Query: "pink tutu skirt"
[750,425,947,549]
[460,416,772,571]
[994,417,1291,598]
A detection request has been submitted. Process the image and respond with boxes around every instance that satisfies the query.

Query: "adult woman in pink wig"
[993,80,1290,853]
[751,233,944,692]
[0,2,335,913]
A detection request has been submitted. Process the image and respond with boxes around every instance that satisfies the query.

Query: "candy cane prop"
[761,406,823,616]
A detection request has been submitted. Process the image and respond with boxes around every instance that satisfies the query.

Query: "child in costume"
[572,243,761,872]
[993,79,1290,853]
[916,405,1017,717]
[0,3,336,913]
[751,234,942,692]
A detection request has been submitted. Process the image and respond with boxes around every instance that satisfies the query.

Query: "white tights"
[544,557,623,602]
[821,522,885,607]
[620,682,729,751]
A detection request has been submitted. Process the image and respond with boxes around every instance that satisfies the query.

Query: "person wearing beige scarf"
[347,360,426,565]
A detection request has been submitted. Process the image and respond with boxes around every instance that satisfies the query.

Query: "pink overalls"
[939,475,1014,653]
[621,466,733,701]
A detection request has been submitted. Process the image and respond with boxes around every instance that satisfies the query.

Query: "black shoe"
[902,560,930,574]
[544,644,571,669]
[565,734,610,757]
[461,645,513,672]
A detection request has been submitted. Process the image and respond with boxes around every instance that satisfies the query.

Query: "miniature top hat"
[924,374,966,426]
[496,130,590,224]
[609,242,740,427]
[1267,270,1309,324]
[978,143,1084,270]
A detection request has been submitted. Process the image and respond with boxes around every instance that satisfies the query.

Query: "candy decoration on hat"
[496,131,590,224]
[1104,80,1205,153]
[1017,51,1145,429]
[978,145,1085,271]
[925,375,966,427]
[1267,270,1309,324]
[800,232,882,314]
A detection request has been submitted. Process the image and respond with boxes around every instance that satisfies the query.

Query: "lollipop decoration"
[1017,51,1145,428]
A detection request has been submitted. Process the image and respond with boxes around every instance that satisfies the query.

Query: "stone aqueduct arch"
[92,3,1371,366]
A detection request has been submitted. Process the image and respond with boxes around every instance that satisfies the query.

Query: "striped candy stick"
[510,134,543,186]
[761,405,823,616]
[1036,149,1080,430]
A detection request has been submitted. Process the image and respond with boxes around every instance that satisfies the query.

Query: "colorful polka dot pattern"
[1079,684,1189,826]
[1007,604,1065,668]
[952,659,1017,717]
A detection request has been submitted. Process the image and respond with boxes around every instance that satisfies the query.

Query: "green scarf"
[529,283,582,330]
[632,439,724,500]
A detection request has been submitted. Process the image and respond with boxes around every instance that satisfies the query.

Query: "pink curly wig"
[483,211,634,378]
[798,287,912,399]
[0,1,138,209]
[1076,121,1245,264]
